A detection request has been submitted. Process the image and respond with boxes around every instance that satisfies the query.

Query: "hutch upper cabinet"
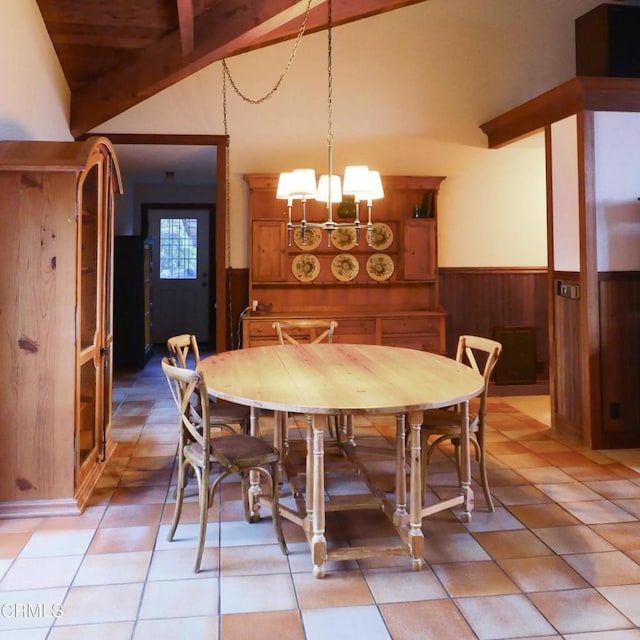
[242,174,447,352]
[0,137,122,517]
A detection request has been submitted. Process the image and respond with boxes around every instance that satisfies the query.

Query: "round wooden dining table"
[199,343,483,577]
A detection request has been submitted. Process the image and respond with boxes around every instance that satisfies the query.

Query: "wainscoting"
[226,267,639,449]
[551,271,583,442]
[226,268,250,350]
[438,267,549,380]
[227,267,550,389]
[597,271,640,448]
[550,270,640,448]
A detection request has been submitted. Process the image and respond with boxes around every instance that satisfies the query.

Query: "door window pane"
[159,218,197,279]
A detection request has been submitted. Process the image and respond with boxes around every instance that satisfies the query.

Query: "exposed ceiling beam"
[176,0,195,56]
[480,77,640,148]
[70,0,427,136]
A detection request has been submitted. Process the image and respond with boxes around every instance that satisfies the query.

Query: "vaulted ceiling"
[35,0,428,137]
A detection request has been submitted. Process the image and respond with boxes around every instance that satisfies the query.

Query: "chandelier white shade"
[276,172,293,203]
[315,174,342,203]
[342,165,371,198]
[362,171,384,204]
[289,168,317,198]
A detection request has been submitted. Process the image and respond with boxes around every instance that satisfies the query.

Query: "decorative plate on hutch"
[331,254,360,282]
[369,222,393,250]
[293,227,322,251]
[292,253,320,282]
[366,253,394,282]
[330,226,357,250]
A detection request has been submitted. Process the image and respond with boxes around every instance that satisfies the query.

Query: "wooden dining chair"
[167,334,250,434]
[162,357,287,572]
[273,319,337,345]
[271,320,350,445]
[420,335,502,511]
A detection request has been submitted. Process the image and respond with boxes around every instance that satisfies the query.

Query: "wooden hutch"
[242,174,447,351]
[0,137,122,517]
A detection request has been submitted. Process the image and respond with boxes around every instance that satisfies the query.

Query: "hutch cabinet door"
[251,221,287,282]
[402,219,436,281]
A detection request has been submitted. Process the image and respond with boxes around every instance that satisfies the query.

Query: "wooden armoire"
[0,137,122,517]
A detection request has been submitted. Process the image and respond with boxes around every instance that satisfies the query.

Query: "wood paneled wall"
[438,268,549,373]
[549,271,640,448]
[598,272,640,447]
[551,273,584,440]
[228,267,551,378]
[226,268,249,350]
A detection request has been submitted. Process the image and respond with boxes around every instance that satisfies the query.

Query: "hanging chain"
[222,0,313,104]
[223,58,228,136]
[223,65,231,269]
[222,0,314,271]
[326,0,333,182]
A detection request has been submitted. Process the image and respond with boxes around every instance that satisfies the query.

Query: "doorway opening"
[82,133,229,352]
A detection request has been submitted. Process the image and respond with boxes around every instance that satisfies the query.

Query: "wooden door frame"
[78,133,229,353]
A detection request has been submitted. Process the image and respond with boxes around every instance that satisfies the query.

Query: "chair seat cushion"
[422,408,479,434]
[184,435,279,469]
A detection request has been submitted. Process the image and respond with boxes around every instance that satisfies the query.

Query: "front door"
[145,206,212,343]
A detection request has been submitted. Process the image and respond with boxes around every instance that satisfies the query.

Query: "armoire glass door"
[100,158,116,461]
[76,156,103,485]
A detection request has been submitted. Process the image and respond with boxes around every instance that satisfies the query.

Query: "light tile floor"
[1,354,639,639]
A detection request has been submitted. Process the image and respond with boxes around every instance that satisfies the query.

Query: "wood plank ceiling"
[35,0,428,137]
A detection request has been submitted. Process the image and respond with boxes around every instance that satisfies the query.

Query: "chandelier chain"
[223,65,230,269]
[222,0,313,272]
[327,0,333,149]
[326,0,334,184]
[222,0,313,105]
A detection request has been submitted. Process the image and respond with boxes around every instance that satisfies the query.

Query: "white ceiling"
[113,143,218,183]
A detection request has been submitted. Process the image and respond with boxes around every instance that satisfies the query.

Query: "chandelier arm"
[222,0,313,105]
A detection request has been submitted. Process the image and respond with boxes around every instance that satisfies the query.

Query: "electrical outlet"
[252,300,258,311]
[610,402,621,420]
[557,281,581,299]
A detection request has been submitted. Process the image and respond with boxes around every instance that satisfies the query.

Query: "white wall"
[594,111,640,271]
[3,0,609,268]
[0,0,70,141]
[551,116,581,272]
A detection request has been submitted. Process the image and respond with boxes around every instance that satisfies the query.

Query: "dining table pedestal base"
[275,406,474,578]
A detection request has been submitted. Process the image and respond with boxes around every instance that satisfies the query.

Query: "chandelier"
[276,0,384,247]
